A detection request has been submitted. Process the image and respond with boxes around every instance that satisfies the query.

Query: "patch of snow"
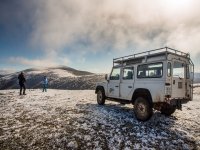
[51,69,76,77]
[27,70,44,74]
[27,69,76,77]
[193,83,200,88]
[67,141,78,148]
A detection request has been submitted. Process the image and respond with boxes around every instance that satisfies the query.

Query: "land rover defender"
[95,47,194,121]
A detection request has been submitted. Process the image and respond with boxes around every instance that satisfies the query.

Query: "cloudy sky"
[0,0,200,73]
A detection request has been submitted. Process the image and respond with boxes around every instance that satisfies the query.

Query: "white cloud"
[8,56,69,68]
[0,68,16,75]
[3,0,200,72]
[30,0,200,56]
[9,57,56,67]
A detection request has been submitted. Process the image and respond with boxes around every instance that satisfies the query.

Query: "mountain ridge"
[0,66,104,90]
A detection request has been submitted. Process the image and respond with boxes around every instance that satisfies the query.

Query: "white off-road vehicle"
[95,47,194,121]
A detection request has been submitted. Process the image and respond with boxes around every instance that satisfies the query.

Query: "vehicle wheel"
[161,103,176,116]
[97,89,105,105]
[134,97,153,121]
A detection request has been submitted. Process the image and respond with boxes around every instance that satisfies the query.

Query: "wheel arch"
[131,88,153,105]
[95,86,105,94]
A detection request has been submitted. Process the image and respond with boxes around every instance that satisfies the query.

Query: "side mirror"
[105,74,109,81]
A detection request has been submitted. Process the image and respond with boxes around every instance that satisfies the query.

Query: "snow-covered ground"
[194,83,200,88]
[0,88,199,150]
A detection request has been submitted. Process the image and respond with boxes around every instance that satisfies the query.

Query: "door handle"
[115,86,119,87]
[173,80,175,84]
[128,86,132,88]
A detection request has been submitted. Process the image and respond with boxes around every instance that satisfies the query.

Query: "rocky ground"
[0,88,200,150]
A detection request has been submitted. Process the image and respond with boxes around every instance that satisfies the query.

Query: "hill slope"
[0,66,105,90]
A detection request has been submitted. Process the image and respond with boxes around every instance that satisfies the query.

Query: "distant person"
[18,72,26,95]
[42,76,48,92]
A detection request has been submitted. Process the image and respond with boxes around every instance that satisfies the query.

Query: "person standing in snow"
[42,76,48,92]
[18,72,26,95]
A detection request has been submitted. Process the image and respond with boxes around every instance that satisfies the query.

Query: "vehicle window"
[123,67,134,80]
[189,64,194,80]
[173,61,184,78]
[137,63,163,78]
[110,68,120,80]
[167,62,171,77]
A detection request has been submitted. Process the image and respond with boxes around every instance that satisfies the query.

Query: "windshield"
[110,68,120,80]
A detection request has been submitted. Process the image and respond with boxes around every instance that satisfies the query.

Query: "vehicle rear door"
[172,60,186,98]
[120,67,134,100]
[186,63,194,100]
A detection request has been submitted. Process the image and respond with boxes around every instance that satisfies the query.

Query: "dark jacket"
[18,73,26,84]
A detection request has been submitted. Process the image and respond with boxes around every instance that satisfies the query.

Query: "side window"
[137,63,163,78]
[123,67,134,80]
[110,68,120,80]
[167,62,171,77]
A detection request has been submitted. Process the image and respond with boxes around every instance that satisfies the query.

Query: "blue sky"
[0,0,200,73]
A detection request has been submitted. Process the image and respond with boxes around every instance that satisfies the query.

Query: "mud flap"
[170,99,182,110]
[170,99,190,110]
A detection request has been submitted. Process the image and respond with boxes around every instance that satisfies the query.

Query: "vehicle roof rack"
[113,47,190,67]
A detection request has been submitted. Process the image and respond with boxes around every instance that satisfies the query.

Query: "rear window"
[137,63,163,78]
[173,61,184,78]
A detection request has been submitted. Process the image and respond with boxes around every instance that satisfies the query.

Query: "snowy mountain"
[0,66,105,90]
[0,69,15,77]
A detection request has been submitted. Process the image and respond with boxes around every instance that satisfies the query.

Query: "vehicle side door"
[107,67,121,98]
[120,67,134,100]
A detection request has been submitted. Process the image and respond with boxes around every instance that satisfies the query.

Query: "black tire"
[97,89,105,105]
[161,103,176,116]
[134,97,153,121]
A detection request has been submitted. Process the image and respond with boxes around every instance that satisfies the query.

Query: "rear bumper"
[170,98,190,110]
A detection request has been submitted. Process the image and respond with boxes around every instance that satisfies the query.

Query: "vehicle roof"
[113,47,193,67]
